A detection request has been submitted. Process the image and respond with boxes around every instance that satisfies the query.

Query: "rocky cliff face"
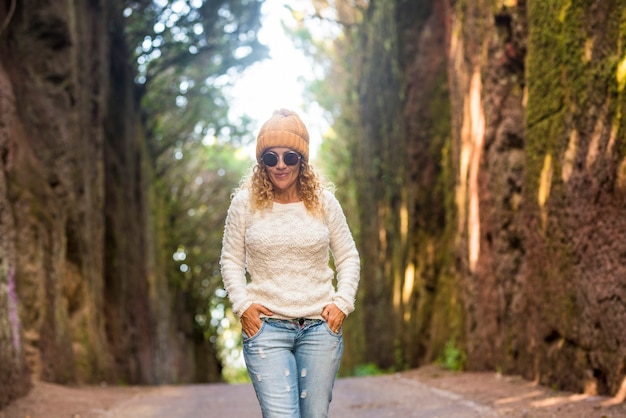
[445,0,527,372]
[352,0,626,397]
[446,0,626,395]
[0,0,198,407]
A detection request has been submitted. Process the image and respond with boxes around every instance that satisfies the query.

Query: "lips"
[272,171,290,179]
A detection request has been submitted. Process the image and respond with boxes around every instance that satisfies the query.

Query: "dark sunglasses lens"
[284,152,300,166]
[262,153,278,167]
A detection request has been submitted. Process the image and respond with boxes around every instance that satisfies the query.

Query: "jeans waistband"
[264,318,323,326]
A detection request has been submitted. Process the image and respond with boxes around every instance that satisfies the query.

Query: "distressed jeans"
[242,318,344,418]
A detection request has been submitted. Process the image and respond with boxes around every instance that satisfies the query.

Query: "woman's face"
[262,147,301,193]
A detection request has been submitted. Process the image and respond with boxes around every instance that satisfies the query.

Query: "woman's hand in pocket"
[322,303,346,333]
[241,303,274,337]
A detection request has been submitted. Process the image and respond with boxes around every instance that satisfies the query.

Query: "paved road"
[105,374,496,418]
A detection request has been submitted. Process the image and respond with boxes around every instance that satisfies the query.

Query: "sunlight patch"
[617,55,626,92]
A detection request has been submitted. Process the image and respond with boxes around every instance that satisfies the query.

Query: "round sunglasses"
[261,151,302,167]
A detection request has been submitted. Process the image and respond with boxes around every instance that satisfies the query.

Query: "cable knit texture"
[220,188,360,319]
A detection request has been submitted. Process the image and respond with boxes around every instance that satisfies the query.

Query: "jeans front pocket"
[323,321,343,336]
[242,320,266,343]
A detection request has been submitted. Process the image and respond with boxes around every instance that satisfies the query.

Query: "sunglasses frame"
[261,150,302,167]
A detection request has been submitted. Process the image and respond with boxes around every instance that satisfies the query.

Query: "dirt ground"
[405,365,626,417]
[1,365,625,418]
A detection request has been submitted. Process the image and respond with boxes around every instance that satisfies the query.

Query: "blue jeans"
[242,318,344,418]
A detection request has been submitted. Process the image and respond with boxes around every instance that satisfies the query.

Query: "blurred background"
[1,0,626,408]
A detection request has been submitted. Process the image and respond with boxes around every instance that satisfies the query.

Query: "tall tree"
[303,0,461,373]
[120,0,268,381]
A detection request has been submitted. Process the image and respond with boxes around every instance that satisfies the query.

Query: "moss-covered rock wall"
[0,0,201,407]
[351,0,463,371]
[351,0,626,395]
[0,0,114,403]
[446,0,528,372]
[520,0,626,394]
[447,0,626,394]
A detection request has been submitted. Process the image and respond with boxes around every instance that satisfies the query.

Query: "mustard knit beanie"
[256,109,310,162]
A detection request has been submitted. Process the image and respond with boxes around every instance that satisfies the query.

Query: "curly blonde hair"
[238,160,331,218]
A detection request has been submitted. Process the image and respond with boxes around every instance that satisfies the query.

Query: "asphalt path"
[105,374,497,418]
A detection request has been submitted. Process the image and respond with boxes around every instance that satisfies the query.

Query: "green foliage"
[124,0,268,86]
[120,0,267,379]
[222,365,251,384]
[353,363,387,377]
[159,141,252,348]
[122,0,269,162]
[438,340,466,371]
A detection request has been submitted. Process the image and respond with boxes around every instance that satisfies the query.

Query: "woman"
[220,109,360,418]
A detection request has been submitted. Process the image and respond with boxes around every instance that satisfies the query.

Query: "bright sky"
[228,0,328,161]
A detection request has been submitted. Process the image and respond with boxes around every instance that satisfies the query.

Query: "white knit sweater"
[220,188,360,320]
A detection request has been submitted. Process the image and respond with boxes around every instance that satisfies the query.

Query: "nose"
[276,155,287,168]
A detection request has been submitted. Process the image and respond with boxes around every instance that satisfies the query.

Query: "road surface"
[105,374,495,418]
[2,365,625,417]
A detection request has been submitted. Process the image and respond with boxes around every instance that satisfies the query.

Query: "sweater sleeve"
[324,190,361,315]
[220,190,252,317]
